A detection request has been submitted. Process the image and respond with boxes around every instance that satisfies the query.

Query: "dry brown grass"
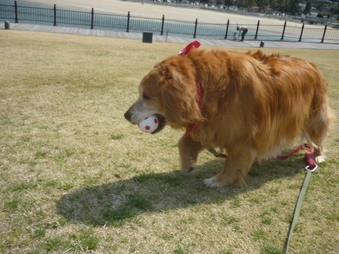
[1,30,338,254]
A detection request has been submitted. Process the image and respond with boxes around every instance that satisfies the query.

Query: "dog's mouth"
[151,114,166,134]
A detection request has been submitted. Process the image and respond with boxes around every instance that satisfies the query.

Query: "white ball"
[138,115,159,133]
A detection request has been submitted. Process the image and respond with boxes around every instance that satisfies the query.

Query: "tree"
[317,12,324,18]
[245,0,256,8]
[235,0,247,8]
[257,0,269,12]
[288,0,302,15]
[275,0,289,13]
[303,1,311,15]
[268,0,278,10]
[224,0,233,9]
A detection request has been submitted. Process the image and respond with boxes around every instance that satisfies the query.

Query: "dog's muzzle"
[124,110,132,122]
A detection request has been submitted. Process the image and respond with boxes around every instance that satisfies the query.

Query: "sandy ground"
[22,0,301,26]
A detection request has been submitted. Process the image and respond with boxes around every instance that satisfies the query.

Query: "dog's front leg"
[178,135,205,174]
[203,143,256,188]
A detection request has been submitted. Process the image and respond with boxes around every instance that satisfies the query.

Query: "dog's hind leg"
[203,142,257,188]
[178,135,205,174]
[305,101,333,164]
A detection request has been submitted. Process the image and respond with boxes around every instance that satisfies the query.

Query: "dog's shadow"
[56,156,305,227]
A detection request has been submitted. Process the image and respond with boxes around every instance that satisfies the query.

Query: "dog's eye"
[143,93,150,100]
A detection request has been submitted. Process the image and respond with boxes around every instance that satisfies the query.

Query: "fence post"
[255,20,260,40]
[321,25,327,43]
[53,4,57,26]
[14,0,18,23]
[299,23,304,42]
[91,8,94,29]
[224,19,229,39]
[193,18,198,38]
[161,15,165,35]
[281,21,286,40]
[126,11,130,32]
[166,29,169,42]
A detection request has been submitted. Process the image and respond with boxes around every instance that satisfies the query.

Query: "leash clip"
[305,164,317,172]
[206,147,228,159]
[207,148,220,156]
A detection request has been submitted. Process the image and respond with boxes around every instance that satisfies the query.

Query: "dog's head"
[124,55,203,134]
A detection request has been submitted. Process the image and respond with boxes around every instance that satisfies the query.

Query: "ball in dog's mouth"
[137,114,166,134]
[138,115,159,133]
[151,114,166,134]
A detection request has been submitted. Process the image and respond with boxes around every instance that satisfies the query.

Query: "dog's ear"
[156,61,203,126]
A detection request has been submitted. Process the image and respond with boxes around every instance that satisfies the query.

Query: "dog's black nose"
[124,111,131,121]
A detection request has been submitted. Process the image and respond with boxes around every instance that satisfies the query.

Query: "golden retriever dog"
[124,44,333,188]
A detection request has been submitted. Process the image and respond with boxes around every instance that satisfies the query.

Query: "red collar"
[185,76,202,136]
[178,41,203,136]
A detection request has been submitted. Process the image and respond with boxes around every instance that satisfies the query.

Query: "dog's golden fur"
[125,48,333,188]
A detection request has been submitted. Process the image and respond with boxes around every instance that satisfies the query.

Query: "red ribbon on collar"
[178,40,201,56]
[177,41,202,136]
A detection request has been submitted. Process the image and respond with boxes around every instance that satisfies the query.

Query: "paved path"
[2,22,339,50]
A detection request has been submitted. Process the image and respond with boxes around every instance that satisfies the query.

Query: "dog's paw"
[315,155,326,164]
[181,167,195,175]
[203,176,222,188]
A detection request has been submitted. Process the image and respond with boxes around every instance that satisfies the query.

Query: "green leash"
[284,164,317,254]
[207,143,318,254]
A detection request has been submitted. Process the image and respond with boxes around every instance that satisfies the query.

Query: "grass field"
[1,30,338,254]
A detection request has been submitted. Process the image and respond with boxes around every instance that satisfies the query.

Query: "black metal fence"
[1,1,338,43]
